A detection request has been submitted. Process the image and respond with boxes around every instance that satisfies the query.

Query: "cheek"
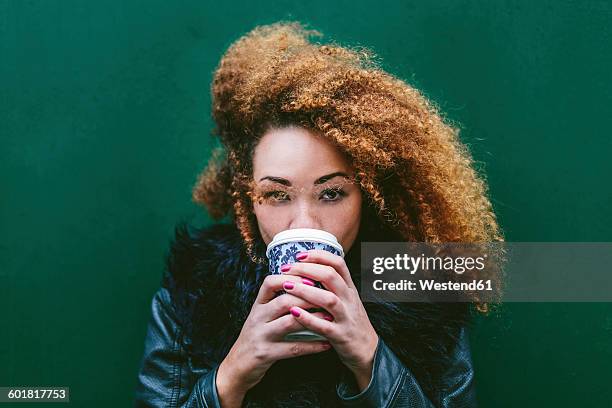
[254,203,287,221]
[323,196,362,233]
[342,194,363,234]
[341,192,362,219]
[253,203,287,241]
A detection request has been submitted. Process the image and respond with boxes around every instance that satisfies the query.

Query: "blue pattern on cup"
[267,239,343,341]
[268,240,343,276]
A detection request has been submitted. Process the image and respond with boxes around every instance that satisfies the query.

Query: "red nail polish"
[283,281,294,290]
[302,278,315,286]
[323,314,333,321]
[290,307,300,317]
[280,264,291,272]
[296,252,308,260]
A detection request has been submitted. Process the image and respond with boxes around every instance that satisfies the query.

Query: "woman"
[135,21,504,407]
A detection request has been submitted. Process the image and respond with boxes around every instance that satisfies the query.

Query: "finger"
[288,306,338,343]
[280,261,349,299]
[312,310,334,321]
[282,279,346,320]
[255,274,308,304]
[262,292,320,322]
[269,340,333,361]
[295,249,356,290]
[265,311,333,340]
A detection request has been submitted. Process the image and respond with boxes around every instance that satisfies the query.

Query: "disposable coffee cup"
[266,228,344,342]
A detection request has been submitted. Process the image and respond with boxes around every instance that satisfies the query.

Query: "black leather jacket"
[134,286,477,407]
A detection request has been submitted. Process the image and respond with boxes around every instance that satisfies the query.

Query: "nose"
[288,200,321,230]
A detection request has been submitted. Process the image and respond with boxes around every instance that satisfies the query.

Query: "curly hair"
[192,21,505,314]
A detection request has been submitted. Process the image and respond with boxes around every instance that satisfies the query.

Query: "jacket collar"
[162,221,473,407]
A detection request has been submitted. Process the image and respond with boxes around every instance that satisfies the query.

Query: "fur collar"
[161,221,474,407]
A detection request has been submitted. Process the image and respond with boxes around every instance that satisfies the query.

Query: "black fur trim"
[161,221,474,407]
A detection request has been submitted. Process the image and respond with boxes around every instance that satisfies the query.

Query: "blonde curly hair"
[192,21,505,314]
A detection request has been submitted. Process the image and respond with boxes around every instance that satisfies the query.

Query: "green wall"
[2,1,611,406]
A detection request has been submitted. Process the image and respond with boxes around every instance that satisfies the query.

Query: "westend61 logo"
[371,253,488,275]
[360,242,612,303]
[361,242,504,303]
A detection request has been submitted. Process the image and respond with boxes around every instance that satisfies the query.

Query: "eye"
[320,187,347,201]
[264,190,290,202]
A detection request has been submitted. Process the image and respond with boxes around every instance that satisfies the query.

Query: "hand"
[279,249,380,390]
[216,271,334,405]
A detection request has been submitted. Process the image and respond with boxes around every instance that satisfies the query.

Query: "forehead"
[252,126,353,179]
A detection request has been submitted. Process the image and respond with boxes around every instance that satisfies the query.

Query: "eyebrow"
[258,171,349,186]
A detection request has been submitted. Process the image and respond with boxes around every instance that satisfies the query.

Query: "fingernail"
[323,314,333,321]
[290,307,300,317]
[302,278,315,286]
[283,281,294,290]
[296,252,308,260]
[280,264,291,272]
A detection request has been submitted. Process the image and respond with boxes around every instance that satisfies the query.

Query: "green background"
[2,1,611,406]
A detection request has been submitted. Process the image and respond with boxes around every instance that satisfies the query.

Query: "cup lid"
[266,228,344,258]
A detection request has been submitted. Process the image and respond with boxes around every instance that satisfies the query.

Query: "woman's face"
[251,125,362,253]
